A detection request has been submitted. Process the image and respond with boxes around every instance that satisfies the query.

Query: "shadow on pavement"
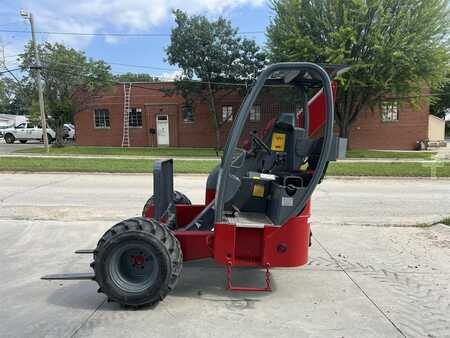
[45,259,273,311]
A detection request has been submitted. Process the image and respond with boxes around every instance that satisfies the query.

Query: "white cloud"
[1,0,264,71]
[159,69,182,81]
[21,0,264,37]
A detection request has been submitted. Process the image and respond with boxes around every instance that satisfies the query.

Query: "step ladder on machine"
[122,83,132,147]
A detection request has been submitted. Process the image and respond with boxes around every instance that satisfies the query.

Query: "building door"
[156,115,170,146]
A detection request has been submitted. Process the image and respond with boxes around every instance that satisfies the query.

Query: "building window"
[381,101,399,122]
[183,106,194,123]
[129,108,142,127]
[222,105,233,122]
[94,109,110,128]
[250,105,261,121]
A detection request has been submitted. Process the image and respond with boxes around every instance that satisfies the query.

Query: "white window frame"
[249,104,261,121]
[381,101,399,122]
[129,108,143,128]
[94,109,110,128]
[222,105,233,122]
[182,106,194,123]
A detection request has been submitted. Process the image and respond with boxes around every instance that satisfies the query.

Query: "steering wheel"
[250,132,271,155]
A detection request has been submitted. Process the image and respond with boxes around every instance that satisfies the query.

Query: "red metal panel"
[213,223,236,264]
[305,81,337,136]
[174,231,213,261]
[262,216,310,267]
[205,188,215,205]
[143,204,205,228]
[235,227,263,264]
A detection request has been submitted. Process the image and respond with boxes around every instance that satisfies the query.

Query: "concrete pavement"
[0,173,449,337]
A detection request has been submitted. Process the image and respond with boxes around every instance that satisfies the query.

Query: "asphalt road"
[0,173,449,337]
[0,138,42,153]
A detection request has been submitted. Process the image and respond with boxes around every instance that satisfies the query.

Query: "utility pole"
[20,10,49,152]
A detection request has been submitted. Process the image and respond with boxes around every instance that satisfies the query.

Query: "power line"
[7,61,450,100]
[0,67,20,75]
[107,61,178,72]
[0,29,266,37]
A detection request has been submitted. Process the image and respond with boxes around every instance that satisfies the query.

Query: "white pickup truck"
[3,122,56,144]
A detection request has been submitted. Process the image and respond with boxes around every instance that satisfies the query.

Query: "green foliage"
[267,0,450,137]
[430,79,450,118]
[28,99,41,125]
[166,9,267,148]
[0,77,33,115]
[113,73,160,82]
[0,78,8,114]
[19,42,113,146]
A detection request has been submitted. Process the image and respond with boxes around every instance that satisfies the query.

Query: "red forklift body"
[42,63,350,306]
[144,201,311,267]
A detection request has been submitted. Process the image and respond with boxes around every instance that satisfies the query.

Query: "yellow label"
[271,133,286,152]
[252,184,265,197]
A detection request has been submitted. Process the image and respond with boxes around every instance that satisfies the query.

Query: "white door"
[156,115,170,146]
[30,125,42,139]
[14,123,27,139]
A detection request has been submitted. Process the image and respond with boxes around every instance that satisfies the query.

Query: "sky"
[0,0,273,79]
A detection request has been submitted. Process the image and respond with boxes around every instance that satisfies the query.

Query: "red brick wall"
[75,83,269,148]
[348,100,429,150]
[75,83,429,150]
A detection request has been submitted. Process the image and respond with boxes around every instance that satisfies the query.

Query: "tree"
[0,76,33,115]
[19,42,113,146]
[113,73,160,82]
[267,0,449,138]
[166,9,267,148]
[430,79,450,118]
[0,78,8,114]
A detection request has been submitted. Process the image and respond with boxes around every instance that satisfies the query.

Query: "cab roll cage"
[214,62,335,223]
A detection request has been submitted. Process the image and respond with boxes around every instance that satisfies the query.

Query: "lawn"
[327,162,450,177]
[16,146,436,160]
[15,146,220,157]
[1,156,449,177]
[346,149,436,159]
[0,157,219,173]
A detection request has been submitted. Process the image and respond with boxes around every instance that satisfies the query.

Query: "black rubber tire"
[93,217,182,307]
[47,134,53,144]
[20,140,27,144]
[142,190,191,217]
[4,133,15,144]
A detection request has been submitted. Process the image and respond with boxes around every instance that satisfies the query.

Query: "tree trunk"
[214,127,221,150]
[338,119,351,139]
[205,79,221,149]
[55,123,65,147]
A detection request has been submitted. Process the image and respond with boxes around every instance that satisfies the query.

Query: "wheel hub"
[109,242,159,293]
[132,255,145,266]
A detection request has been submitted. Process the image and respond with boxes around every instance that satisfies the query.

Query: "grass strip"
[1,157,449,177]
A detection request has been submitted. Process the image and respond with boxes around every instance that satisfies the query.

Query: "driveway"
[0,173,449,337]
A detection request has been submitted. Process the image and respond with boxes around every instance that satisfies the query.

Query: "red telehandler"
[42,62,348,307]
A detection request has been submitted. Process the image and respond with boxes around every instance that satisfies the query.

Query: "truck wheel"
[47,134,53,144]
[93,217,182,307]
[20,140,27,144]
[142,191,191,217]
[4,134,15,144]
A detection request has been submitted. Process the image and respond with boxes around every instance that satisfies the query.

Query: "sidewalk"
[435,139,450,160]
[2,152,449,163]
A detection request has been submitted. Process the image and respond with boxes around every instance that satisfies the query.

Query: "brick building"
[74,82,429,150]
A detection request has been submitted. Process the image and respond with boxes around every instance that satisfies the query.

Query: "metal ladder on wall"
[122,83,132,147]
